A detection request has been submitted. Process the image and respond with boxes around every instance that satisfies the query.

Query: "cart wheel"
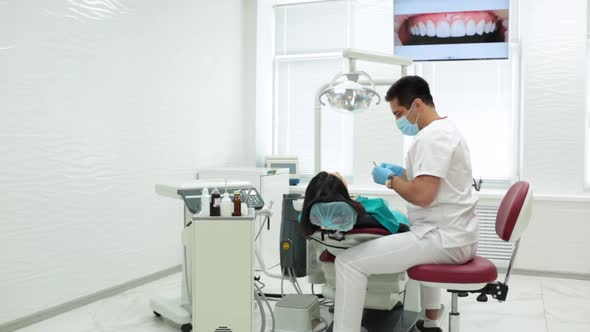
[153,311,162,318]
[181,323,192,332]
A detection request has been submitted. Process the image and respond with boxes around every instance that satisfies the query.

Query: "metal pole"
[449,293,460,332]
[349,58,357,72]
[504,240,521,285]
[314,83,331,175]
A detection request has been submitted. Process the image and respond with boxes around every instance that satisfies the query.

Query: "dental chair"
[408,181,533,332]
[307,209,420,332]
[312,219,409,310]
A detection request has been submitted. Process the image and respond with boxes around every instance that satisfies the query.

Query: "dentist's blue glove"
[378,163,404,177]
[372,166,393,185]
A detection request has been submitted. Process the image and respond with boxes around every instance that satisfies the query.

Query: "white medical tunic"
[405,118,479,248]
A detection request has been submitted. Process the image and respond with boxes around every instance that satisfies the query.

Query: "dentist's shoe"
[415,304,445,332]
[414,320,442,332]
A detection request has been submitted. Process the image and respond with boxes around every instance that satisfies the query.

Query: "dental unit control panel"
[239,187,265,210]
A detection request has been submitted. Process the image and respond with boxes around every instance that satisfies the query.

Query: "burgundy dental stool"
[408,181,533,332]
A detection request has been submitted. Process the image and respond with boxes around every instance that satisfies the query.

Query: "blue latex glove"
[372,166,393,185]
[378,162,404,177]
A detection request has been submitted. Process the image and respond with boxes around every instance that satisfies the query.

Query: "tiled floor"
[15,273,590,332]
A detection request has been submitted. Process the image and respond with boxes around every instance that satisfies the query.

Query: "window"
[271,0,519,185]
[274,1,354,178]
[414,56,520,183]
[274,56,354,176]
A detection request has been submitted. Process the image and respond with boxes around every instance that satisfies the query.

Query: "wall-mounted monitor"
[394,0,510,61]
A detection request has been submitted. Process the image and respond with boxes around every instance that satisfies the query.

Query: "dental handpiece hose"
[254,201,283,279]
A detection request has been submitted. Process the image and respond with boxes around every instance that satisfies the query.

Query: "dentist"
[333,76,479,332]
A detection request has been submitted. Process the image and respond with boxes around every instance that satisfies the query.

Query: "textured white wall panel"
[520,0,588,193]
[515,199,590,274]
[0,0,255,323]
[517,0,590,275]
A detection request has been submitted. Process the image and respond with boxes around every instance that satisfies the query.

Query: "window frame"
[585,38,590,190]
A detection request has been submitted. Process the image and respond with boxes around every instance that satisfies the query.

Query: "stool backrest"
[495,181,533,243]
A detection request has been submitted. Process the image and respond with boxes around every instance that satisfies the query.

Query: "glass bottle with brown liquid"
[232,191,242,217]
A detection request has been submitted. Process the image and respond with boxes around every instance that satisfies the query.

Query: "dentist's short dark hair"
[385,75,435,108]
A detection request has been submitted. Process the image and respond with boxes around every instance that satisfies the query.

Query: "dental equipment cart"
[197,168,290,270]
[152,180,256,332]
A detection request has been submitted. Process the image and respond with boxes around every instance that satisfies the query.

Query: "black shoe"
[415,320,442,332]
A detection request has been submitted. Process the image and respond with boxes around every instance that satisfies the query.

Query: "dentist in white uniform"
[333,76,479,332]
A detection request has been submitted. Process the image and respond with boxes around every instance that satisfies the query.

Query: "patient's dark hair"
[300,172,365,236]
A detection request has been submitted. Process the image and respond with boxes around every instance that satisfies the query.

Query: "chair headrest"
[310,202,357,232]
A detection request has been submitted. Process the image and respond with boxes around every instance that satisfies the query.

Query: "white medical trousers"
[333,229,477,332]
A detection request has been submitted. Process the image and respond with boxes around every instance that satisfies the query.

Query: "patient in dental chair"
[298,172,411,313]
[299,171,410,237]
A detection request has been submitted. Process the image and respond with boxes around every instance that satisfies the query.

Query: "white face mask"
[396,101,420,136]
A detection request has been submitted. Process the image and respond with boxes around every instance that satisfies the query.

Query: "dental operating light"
[319,71,381,113]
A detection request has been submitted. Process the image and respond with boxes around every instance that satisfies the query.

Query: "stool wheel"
[477,293,488,302]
